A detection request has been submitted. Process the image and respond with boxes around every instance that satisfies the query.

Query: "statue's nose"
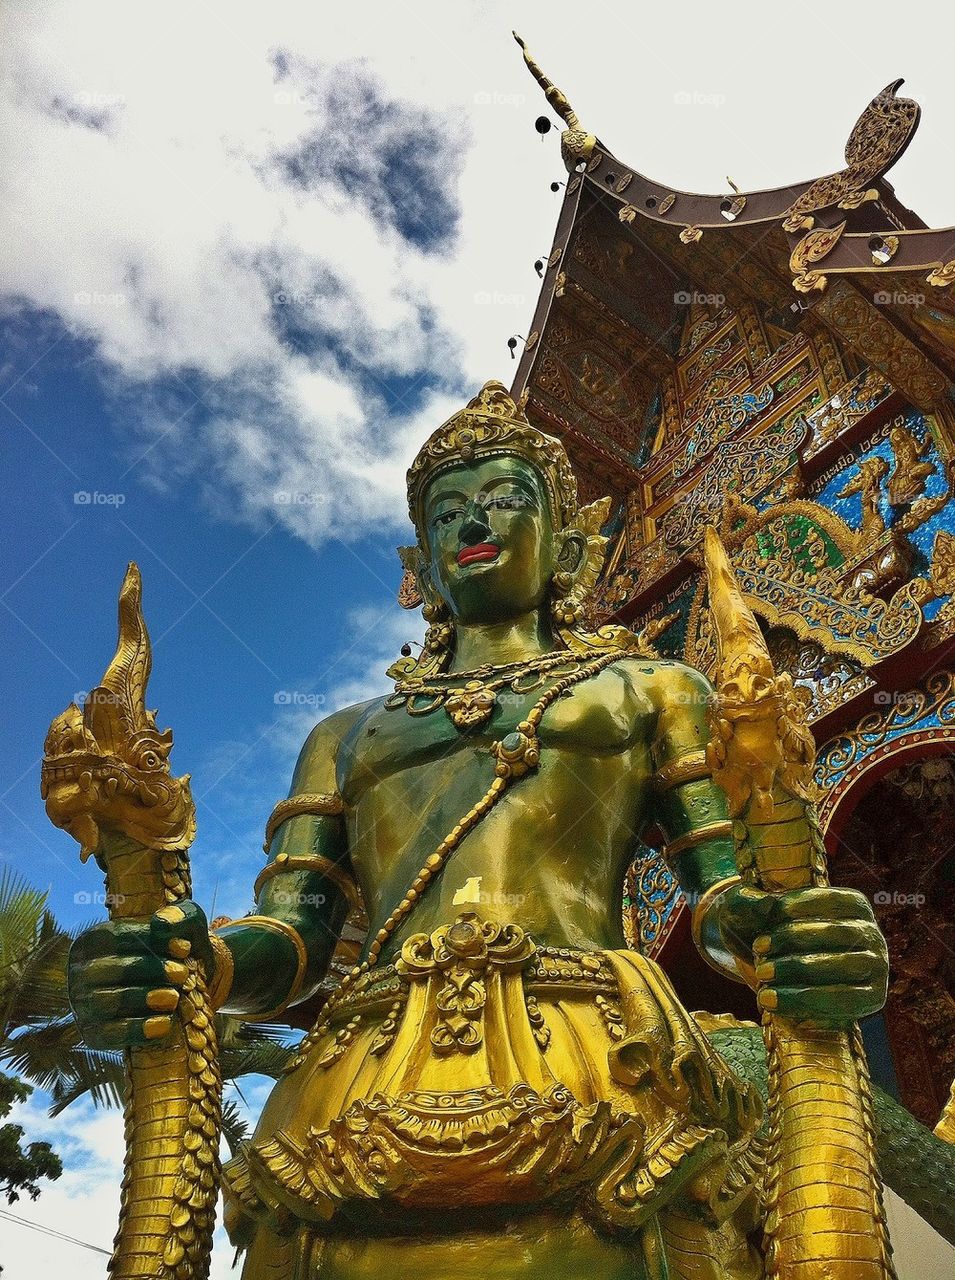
[459,501,491,546]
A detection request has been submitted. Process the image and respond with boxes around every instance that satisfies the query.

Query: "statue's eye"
[487,494,529,511]
[432,510,460,528]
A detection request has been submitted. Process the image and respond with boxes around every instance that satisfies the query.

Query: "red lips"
[457,542,500,566]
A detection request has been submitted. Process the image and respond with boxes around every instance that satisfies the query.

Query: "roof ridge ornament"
[513,32,597,172]
[782,79,920,233]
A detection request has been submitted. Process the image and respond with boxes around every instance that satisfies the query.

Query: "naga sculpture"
[46,382,955,1278]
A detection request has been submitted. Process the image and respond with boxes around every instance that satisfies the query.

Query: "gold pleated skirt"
[223,914,765,1277]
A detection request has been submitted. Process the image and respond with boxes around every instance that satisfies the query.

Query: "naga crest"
[41,563,196,860]
[703,526,817,822]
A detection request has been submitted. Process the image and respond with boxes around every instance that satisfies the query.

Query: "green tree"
[0,1072,61,1202]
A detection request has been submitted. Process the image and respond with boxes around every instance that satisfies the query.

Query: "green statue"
[63,382,895,1279]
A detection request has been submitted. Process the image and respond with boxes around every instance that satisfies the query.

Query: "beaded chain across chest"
[384,650,594,730]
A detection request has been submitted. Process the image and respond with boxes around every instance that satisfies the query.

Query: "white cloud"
[6,4,951,551]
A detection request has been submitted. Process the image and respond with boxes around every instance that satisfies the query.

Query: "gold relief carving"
[927,260,955,288]
[525,330,539,351]
[263,793,345,852]
[618,203,637,224]
[887,421,936,506]
[679,225,703,244]
[398,914,537,1056]
[789,221,846,293]
[782,80,920,232]
[567,175,581,193]
[804,367,894,455]
[837,456,889,540]
[614,172,632,194]
[661,417,808,551]
[586,150,603,173]
[658,193,676,215]
[930,530,955,597]
[548,246,562,268]
[815,669,955,812]
[814,280,948,410]
[683,508,926,678]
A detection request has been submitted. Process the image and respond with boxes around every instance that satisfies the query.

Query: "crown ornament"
[406,381,579,534]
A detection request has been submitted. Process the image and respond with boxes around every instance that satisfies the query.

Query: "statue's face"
[421,455,557,624]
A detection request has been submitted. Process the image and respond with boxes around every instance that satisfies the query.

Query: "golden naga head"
[41,564,196,860]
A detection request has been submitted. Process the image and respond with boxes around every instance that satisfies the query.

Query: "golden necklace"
[384,649,591,729]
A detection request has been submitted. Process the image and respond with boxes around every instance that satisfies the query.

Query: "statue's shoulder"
[290,696,384,792]
[611,655,715,709]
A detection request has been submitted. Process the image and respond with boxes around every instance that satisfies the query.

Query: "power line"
[0,1206,110,1256]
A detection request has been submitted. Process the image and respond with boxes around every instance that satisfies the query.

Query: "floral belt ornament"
[398,914,538,1055]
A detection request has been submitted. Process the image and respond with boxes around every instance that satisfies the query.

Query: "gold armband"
[690,874,755,986]
[661,820,734,863]
[652,749,711,792]
[254,852,360,911]
[226,915,309,1021]
[207,933,235,1010]
[263,792,345,853]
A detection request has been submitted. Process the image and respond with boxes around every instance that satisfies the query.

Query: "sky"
[2,0,955,1273]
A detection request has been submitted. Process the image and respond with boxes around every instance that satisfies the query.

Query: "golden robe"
[223,914,766,1279]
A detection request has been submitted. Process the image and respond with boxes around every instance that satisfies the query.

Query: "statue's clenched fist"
[714,883,889,1026]
[68,900,214,1050]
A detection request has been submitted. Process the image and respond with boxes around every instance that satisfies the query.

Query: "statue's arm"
[646,662,745,980]
[648,661,887,1023]
[212,706,364,1021]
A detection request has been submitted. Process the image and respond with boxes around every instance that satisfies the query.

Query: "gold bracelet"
[223,915,309,1022]
[652,749,710,792]
[690,874,756,987]
[207,933,235,1010]
[263,792,345,853]
[253,853,360,911]
[662,820,734,863]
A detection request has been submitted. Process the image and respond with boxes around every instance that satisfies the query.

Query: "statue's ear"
[397,546,423,610]
[397,544,447,621]
[555,527,588,581]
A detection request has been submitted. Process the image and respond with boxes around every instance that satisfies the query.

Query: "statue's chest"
[337,671,649,802]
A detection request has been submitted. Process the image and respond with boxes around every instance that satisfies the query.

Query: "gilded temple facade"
[510,67,955,1129]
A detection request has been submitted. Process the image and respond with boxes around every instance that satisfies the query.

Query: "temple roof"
[510,37,955,479]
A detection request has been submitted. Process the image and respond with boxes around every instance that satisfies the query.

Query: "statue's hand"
[714,884,889,1025]
[68,900,214,1050]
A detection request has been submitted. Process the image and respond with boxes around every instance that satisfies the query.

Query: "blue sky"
[3,2,955,1273]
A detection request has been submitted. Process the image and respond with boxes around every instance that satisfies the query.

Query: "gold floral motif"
[927,260,955,288]
[679,225,703,244]
[658,193,676,215]
[789,221,845,293]
[398,913,537,1056]
[814,280,947,410]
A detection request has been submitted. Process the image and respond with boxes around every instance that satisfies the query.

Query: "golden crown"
[406,381,579,534]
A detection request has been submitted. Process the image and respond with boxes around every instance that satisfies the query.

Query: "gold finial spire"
[513,32,596,171]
